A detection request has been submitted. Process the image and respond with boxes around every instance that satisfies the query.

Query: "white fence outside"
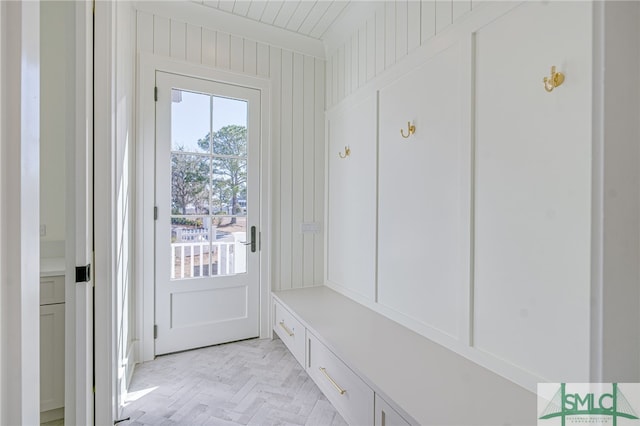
[171,229,246,279]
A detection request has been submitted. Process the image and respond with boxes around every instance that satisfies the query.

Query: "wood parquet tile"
[121,338,347,426]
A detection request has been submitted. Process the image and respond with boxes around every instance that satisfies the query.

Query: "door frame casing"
[136,54,272,362]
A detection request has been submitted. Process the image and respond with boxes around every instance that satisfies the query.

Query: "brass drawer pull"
[279,320,294,337]
[319,367,346,395]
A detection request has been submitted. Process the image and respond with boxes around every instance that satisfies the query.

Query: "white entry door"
[155,71,261,355]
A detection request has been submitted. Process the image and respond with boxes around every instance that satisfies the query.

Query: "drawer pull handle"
[319,367,346,395]
[279,320,294,337]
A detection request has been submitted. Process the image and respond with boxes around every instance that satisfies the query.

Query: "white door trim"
[136,53,272,362]
[67,1,94,424]
[94,1,116,423]
[0,1,40,424]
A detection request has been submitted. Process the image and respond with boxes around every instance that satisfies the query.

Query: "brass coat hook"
[338,146,351,159]
[400,121,416,138]
[543,66,565,92]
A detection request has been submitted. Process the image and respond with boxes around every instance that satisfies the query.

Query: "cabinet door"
[307,332,374,426]
[273,300,306,367]
[375,394,411,426]
[40,275,65,305]
[474,2,592,382]
[326,95,377,300]
[378,40,469,339]
[40,304,65,412]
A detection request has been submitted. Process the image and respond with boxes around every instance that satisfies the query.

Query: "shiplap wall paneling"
[135,9,325,290]
[291,53,304,288]
[436,0,453,33]
[358,24,366,88]
[216,32,230,69]
[154,15,170,57]
[377,41,467,340]
[375,6,385,76]
[453,0,472,21]
[314,60,325,285]
[186,24,202,64]
[202,29,216,67]
[385,2,396,69]
[421,1,436,43]
[407,1,421,52]
[170,20,186,59]
[270,46,282,290]
[326,96,378,301]
[279,50,294,289]
[303,56,315,286]
[396,0,408,62]
[244,39,257,75]
[230,35,243,72]
[345,37,352,97]
[366,16,376,81]
[256,42,269,78]
[326,0,474,109]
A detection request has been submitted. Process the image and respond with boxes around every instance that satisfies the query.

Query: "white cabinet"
[326,95,377,301]
[40,275,65,417]
[375,394,411,426]
[273,300,306,367]
[40,275,65,305]
[473,1,592,383]
[307,332,374,426]
[377,40,469,340]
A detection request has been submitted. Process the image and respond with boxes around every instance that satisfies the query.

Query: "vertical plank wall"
[135,10,325,290]
[326,0,473,109]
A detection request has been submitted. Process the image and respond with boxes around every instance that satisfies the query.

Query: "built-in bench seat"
[273,286,536,425]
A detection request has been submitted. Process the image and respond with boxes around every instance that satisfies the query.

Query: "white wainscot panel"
[377,40,468,340]
[473,1,592,382]
[327,95,377,301]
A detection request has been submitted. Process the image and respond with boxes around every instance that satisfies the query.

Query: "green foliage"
[171,147,209,215]
[170,126,248,221]
[198,125,247,221]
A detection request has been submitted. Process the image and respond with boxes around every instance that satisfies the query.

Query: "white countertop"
[40,257,65,277]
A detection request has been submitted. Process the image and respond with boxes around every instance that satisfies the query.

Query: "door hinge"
[154,86,158,102]
[154,206,158,220]
[154,325,158,339]
[75,264,91,283]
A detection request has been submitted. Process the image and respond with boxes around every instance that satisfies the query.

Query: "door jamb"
[136,54,272,362]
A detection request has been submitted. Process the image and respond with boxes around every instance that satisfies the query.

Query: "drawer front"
[273,300,306,366]
[375,394,412,426]
[308,332,374,425]
[40,275,65,305]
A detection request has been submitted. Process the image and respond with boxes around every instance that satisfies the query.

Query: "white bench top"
[273,286,536,426]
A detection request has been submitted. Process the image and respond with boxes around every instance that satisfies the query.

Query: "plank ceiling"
[192,1,350,40]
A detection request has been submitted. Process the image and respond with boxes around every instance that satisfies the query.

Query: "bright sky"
[171,89,247,153]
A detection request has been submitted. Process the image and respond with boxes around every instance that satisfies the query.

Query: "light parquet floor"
[122,338,347,426]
